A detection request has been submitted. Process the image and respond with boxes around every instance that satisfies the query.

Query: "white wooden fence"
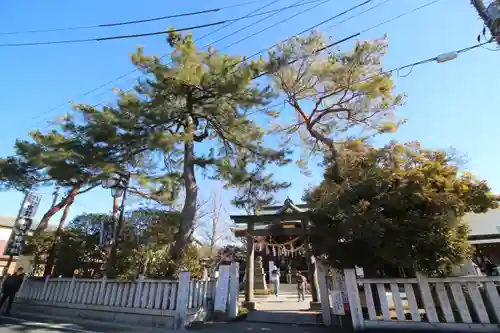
[319,267,500,332]
[15,272,217,329]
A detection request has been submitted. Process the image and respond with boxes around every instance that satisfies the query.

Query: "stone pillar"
[306,247,320,304]
[245,222,255,309]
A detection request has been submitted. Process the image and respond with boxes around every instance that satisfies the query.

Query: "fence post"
[66,276,76,303]
[41,275,50,301]
[227,262,240,319]
[175,271,191,329]
[416,272,438,322]
[343,269,364,330]
[17,275,29,299]
[134,275,145,308]
[98,276,107,305]
[214,265,230,314]
[317,262,332,326]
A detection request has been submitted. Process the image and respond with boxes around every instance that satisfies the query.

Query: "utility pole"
[471,0,500,44]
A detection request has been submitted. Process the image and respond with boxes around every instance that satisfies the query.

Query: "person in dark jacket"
[0,267,24,315]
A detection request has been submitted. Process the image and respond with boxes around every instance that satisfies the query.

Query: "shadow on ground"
[0,316,127,333]
[245,310,323,325]
[188,321,333,332]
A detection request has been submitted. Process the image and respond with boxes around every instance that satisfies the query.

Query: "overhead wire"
[91,0,370,106]
[0,0,329,48]
[34,1,486,149]
[253,0,445,78]
[33,0,337,120]
[0,0,276,36]
[232,0,382,68]
[36,0,442,123]
[32,0,284,121]
[0,21,227,47]
[217,0,335,51]
[250,38,494,124]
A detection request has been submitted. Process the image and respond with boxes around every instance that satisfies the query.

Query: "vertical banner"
[4,192,42,256]
[214,265,230,312]
[332,268,349,312]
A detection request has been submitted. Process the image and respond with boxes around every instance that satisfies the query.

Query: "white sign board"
[214,265,230,312]
[332,268,349,304]
[331,290,345,315]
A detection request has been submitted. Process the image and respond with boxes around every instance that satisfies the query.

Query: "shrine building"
[231,198,320,309]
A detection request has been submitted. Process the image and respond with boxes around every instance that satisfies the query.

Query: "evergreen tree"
[306,141,499,275]
[267,32,404,180]
[73,30,291,275]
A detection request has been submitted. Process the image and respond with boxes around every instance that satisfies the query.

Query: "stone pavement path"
[242,284,322,325]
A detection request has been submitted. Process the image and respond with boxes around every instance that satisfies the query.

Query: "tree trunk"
[106,188,127,278]
[43,188,78,277]
[167,128,197,277]
[36,185,81,231]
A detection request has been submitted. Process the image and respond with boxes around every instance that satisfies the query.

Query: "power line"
[0,21,226,47]
[253,38,493,122]
[33,0,284,121]
[35,0,437,123]
[3,0,331,48]
[97,0,453,116]
[236,0,382,66]
[32,0,316,119]
[0,0,275,36]
[218,0,336,51]
[91,0,360,105]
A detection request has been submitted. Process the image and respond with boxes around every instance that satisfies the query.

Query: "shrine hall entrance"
[231,199,323,325]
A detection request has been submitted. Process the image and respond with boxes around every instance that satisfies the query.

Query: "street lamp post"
[102,173,130,277]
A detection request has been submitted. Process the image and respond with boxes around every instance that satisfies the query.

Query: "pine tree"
[73,30,291,275]
[267,32,404,180]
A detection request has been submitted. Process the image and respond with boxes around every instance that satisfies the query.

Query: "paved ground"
[242,284,322,325]
[0,284,326,333]
[0,314,174,333]
[0,316,333,333]
[0,316,124,333]
[196,321,332,332]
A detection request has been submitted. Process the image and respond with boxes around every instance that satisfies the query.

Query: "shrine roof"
[230,198,311,225]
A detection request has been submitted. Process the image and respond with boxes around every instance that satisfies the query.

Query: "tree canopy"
[268,32,404,179]
[306,141,498,275]
[64,30,291,274]
[23,209,203,279]
[2,26,495,279]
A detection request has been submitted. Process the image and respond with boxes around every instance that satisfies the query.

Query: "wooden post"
[245,222,255,305]
[344,269,364,330]
[416,273,438,323]
[175,271,191,329]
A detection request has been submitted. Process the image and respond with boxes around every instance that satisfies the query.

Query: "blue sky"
[1,0,498,228]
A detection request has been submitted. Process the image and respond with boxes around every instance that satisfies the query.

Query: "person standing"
[296,271,307,302]
[271,266,280,297]
[0,267,25,316]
